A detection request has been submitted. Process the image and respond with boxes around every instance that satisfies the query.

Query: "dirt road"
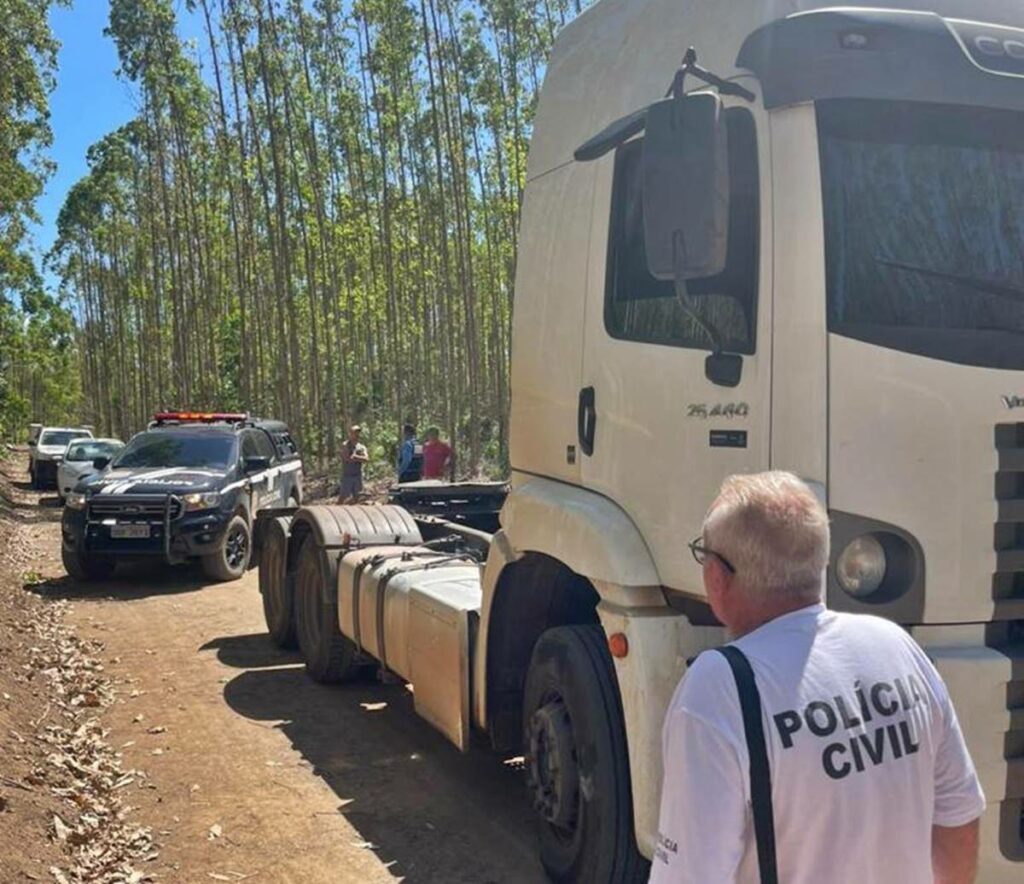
[2,461,545,883]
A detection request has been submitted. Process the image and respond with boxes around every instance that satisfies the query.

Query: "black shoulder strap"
[715,645,779,884]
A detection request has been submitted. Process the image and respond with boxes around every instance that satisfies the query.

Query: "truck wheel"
[62,544,115,582]
[523,625,649,884]
[201,514,251,582]
[294,534,358,683]
[30,465,39,490]
[260,517,297,649]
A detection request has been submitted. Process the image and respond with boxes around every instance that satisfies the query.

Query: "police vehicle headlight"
[65,492,87,511]
[183,492,220,512]
[836,535,887,598]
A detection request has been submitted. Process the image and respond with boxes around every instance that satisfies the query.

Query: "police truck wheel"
[201,515,251,582]
[62,544,115,582]
[294,534,358,683]
[523,625,648,884]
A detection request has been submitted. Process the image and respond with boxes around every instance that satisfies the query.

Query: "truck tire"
[259,516,297,649]
[294,533,358,683]
[30,464,40,490]
[523,625,649,884]
[62,544,115,582]
[201,514,251,582]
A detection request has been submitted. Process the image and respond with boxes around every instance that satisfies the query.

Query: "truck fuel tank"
[337,546,482,750]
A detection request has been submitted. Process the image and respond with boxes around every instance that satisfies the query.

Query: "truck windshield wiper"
[876,257,1024,304]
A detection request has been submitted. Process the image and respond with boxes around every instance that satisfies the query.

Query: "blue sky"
[32,1,204,271]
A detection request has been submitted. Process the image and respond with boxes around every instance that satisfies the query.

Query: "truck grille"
[994,424,1024,621]
[88,495,183,521]
[994,425,1024,860]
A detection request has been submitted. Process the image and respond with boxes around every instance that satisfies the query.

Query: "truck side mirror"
[92,456,111,470]
[642,93,729,282]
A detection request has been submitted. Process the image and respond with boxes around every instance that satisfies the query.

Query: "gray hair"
[703,471,829,603]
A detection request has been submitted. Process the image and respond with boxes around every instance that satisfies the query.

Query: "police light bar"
[153,411,249,424]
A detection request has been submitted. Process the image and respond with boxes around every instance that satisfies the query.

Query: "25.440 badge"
[687,403,749,419]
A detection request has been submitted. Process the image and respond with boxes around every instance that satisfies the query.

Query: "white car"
[57,438,124,502]
[29,427,93,490]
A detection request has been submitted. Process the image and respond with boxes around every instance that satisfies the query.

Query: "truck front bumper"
[62,500,233,563]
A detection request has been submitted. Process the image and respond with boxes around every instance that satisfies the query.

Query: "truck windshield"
[112,433,236,470]
[40,431,89,447]
[819,100,1024,370]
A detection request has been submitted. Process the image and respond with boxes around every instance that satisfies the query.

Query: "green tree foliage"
[52,0,591,472]
[0,0,80,442]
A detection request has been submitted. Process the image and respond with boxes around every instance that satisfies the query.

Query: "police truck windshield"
[113,433,236,470]
[819,100,1024,370]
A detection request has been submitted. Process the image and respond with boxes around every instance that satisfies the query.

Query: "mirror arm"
[667,47,755,103]
[671,230,724,353]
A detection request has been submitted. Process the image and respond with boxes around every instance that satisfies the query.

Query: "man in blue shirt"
[396,424,423,483]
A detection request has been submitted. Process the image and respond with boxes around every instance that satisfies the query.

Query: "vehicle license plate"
[111,524,151,539]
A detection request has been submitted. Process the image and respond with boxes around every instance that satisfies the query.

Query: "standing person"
[651,472,985,884]
[338,425,369,503]
[396,423,423,484]
[422,426,453,480]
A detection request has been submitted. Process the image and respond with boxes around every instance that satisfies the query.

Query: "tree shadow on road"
[25,563,213,602]
[199,632,302,669]
[0,481,63,524]
[222,663,544,884]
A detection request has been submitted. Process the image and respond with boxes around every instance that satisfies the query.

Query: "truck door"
[508,161,596,485]
[580,96,772,594]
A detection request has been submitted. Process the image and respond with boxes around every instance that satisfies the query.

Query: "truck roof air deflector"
[737,9,1024,112]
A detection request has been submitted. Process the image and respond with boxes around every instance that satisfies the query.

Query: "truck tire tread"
[294,534,358,683]
[259,517,297,649]
[524,624,649,884]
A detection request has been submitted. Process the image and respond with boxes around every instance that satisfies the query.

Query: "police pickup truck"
[61,412,302,582]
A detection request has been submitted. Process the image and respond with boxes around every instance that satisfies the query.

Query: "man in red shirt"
[422,427,452,480]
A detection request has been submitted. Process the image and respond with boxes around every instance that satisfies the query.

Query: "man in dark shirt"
[396,424,423,484]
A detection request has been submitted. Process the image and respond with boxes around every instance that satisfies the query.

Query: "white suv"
[57,438,123,502]
[29,427,93,490]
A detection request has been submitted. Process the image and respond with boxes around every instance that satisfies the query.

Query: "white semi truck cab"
[259,2,1024,880]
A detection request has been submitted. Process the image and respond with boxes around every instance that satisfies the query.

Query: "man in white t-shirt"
[650,471,985,884]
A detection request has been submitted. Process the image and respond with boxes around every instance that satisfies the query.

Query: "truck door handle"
[578,386,596,457]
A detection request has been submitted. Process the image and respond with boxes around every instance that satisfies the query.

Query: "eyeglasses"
[689,536,736,574]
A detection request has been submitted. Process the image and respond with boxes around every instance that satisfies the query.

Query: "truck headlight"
[183,492,220,511]
[836,535,887,598]
[65,492,87,511]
